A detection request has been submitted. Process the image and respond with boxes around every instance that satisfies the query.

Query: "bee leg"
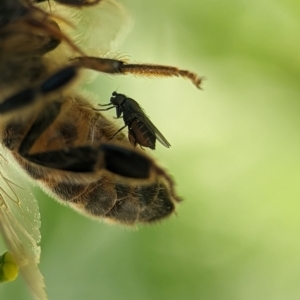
[71,56,203,89]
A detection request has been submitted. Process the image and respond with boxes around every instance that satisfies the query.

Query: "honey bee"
[0,0,203,299]
[97,91,171,150]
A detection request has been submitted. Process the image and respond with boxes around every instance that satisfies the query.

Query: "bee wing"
[47,0,132,51]
[0,146,46,299]
[138,113,171,148]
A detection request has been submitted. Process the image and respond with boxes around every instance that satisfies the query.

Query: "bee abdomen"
[51,179,176,225]
[50,177,118,217]
[104,184,141,224]
[103,182,176,224]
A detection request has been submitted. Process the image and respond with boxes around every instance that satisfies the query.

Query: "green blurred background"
[2,0,300,299]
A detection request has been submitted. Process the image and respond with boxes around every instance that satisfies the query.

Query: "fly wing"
[138,113,171,148]
[125,99,171,148]
[0,146,46,300]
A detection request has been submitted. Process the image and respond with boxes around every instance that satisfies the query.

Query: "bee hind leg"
[71,56,204,89]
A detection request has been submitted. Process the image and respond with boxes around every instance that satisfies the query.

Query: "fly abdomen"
[129,118,156,149]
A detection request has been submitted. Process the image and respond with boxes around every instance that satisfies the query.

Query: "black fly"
[97,92,171,150]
